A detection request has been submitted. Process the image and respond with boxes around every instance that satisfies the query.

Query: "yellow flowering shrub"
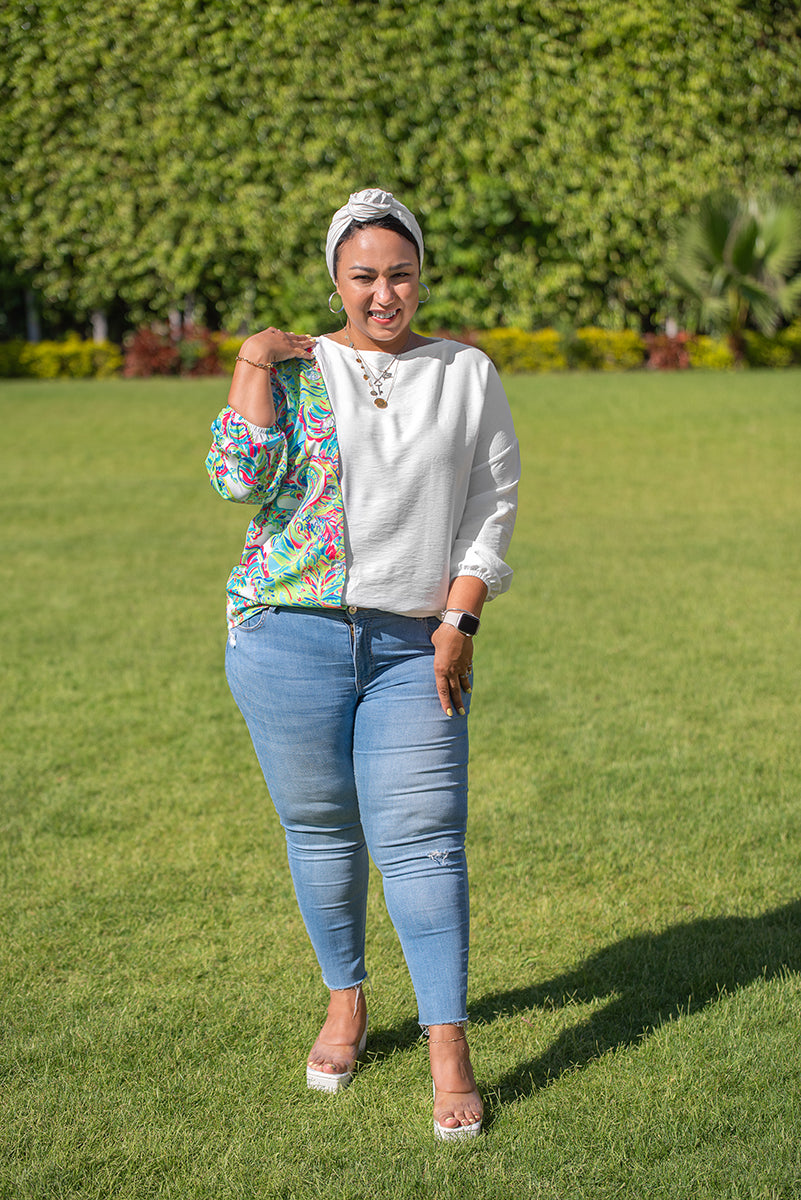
[571,328,646,370]
[9,335,123,378]
[687,337,736,370]
[476,328,567,373]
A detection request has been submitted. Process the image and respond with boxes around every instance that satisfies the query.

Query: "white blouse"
[309,336,520,616]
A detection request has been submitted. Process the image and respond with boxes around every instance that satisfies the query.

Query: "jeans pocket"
[236,606,273,633]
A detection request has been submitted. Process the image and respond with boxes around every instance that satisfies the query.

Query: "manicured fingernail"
[446,708,454,717]
[464,686,472,694]
[458,707,466,716]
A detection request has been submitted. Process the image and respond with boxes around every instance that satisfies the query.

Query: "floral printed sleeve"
[206,405,289,506]
[205,357,347,628]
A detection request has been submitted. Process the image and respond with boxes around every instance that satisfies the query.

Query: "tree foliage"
[2,0,800,336]
[670,192,801,343]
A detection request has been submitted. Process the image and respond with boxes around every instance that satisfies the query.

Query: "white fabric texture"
[325,188,425,281]
[313,336,519,616]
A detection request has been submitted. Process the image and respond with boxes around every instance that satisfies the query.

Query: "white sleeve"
[449,363,520,600]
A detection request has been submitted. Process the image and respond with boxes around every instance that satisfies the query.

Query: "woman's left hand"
[431,622,473,716]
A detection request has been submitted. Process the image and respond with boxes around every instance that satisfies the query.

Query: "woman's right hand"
[241,327,316,367]
[228,328,316,427]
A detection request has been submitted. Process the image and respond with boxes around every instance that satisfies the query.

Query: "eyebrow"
[347,262,415,272]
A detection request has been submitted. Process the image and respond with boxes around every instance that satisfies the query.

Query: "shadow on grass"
[472,899,801,1105]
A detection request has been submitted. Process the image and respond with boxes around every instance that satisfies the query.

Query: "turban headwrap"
[325,188,424,282]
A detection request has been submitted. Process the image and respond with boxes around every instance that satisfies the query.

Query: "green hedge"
[216,336,242,375]
[3,0,800,335]
[743,321,801,368]
[0,334,122,378]
[475,328,567,373]
[475,328,725,373]
[3,324,801,378]
[686,337,737,371]
[567,328,646,371]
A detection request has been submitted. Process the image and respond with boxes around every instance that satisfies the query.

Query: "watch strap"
[441,609,481,636]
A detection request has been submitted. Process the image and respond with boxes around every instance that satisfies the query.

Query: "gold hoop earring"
[328,291,344,314]
[418,282,431,304]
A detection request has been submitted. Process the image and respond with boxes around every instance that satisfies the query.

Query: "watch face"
[442,610,480,636]
[457,613,480,636]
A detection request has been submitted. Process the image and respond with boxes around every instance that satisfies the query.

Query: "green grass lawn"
[1,370,800,1199]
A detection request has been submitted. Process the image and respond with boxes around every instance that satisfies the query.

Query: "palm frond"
[777,275,801,319]
[729,215,759,276]
[745,288,783,336]
[698,192,739,259]
[698,294,728,334]
[757,204,801,278]
[670,190,801,338]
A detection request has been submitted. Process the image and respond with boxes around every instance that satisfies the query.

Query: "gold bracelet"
[236,354,274,371]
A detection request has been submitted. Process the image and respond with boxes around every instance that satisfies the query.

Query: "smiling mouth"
[368,309,401,321]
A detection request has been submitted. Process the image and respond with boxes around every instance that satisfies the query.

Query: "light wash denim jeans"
[225,605,472,1026]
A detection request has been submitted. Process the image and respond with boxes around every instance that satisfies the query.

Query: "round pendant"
[374,397,388,409]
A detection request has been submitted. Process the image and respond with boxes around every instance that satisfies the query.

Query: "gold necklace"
[345,331,406,409]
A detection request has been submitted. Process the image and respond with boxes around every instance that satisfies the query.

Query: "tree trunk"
[25,290,41,342]
[91,310,108,343]
[168,307,182,340]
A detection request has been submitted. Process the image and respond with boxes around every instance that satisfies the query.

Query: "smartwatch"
[441,609,481,637]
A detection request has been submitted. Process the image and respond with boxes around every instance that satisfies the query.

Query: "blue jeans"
[225,605,471,1027]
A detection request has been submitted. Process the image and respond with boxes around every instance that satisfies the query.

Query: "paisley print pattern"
[206,357,346,627]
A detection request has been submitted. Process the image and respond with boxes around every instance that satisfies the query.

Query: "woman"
[206,188,519,1138]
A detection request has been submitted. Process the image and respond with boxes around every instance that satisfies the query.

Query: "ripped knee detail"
[427,849,453,866]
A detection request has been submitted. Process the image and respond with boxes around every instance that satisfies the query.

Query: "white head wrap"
[325,188,424,281]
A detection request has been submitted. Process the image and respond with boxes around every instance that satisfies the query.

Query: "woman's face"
[335,226,421,352]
